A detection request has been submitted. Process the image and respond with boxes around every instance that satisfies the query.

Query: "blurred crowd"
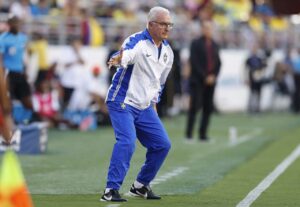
[1,24,110,130]
[0,0,297,49]
[1,0,300,132]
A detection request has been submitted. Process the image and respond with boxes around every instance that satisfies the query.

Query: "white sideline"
[151,167,189,185]
[236,144,300,207]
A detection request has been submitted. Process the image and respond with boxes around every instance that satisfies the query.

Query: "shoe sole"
[100,198,127,202]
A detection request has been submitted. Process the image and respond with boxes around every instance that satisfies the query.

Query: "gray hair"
[147,6,170,23]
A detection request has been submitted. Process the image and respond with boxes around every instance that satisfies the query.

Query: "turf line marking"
[236,144,300,207]
[230,128,263,147]
[106,204,121,207]
[151,167,188,185]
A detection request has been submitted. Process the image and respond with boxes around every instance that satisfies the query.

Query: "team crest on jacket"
[121,103,126,109]
[163,53,167,63]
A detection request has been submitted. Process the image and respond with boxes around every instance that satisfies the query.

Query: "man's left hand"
[205,74,215,85]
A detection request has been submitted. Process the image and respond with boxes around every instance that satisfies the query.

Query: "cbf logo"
[121,103,126,109]
[163,53,167,63]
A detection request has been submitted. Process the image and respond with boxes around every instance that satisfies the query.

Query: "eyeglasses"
[151,21,174,29]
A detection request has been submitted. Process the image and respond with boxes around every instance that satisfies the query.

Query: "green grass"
[198,117,300,207]
[2,113,300,206]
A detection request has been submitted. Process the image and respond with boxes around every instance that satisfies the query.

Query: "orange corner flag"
[0,150,33,207]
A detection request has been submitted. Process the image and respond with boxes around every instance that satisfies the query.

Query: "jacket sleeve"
[120,36,139,68]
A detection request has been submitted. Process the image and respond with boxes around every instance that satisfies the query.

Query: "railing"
[0,13,299,49]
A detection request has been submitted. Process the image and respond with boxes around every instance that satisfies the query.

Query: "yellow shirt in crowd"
[29,39,49,70]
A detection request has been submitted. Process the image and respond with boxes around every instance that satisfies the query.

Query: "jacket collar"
[143,29,168,46]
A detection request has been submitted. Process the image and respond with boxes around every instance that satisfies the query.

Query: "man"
[245,45,267,113]
[185,20,221,142]
[60,37,85,110]
[0,15,35,114]
[28,31,57,85]
[101,6,174,202]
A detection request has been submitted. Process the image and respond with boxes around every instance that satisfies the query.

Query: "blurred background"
[1,0,300,131]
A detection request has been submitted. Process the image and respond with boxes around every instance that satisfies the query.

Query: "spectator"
[30,0,50,17]
[80,8,105,47]
[9,0,32,21]
[63,0,80,17]
[32,79,72,128]
[245,44,267,113]
[271,61,294,111]
[32,79,59,126]
[273,61,294,97]
[59,37,85,110]
[0,0,10,13]
[68,67,107,114]
[29,32,57,84]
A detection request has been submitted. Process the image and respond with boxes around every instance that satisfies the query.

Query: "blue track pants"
[105,101,171,190]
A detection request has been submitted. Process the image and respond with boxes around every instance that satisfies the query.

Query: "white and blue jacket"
[106,29,174,110]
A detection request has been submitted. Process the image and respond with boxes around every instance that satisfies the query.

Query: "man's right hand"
[107,48,124,69]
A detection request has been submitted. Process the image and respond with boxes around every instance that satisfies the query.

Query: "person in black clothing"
[245,45,268,113]
[185,20,221,142]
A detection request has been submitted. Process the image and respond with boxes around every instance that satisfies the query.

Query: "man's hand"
[107,48,123,69]
[205,74,215,85]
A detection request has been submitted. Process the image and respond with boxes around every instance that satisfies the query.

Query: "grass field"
[3,113,300,207]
